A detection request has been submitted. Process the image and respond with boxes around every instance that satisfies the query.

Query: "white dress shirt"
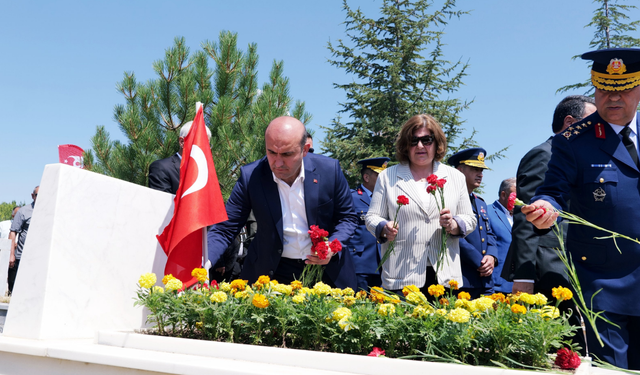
[609,112,639,152]
[273,160,312,260]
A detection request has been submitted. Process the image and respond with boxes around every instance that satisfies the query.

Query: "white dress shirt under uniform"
[273,160,312,260]
[609,111,639,152]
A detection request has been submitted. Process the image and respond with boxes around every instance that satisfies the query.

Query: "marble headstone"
[3,164,174,339]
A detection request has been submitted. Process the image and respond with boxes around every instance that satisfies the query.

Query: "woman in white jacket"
[365,114,476,292]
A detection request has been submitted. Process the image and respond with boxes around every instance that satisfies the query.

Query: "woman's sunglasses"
[410,135,434,147]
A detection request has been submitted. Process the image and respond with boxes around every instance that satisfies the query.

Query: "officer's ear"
[562,115,578,132]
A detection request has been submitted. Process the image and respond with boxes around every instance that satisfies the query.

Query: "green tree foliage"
[558,0,640,94]
[85,33,311,199]
[323,0,504,185]
[0,201,22,221]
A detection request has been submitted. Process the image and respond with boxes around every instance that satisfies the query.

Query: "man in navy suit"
[342,157,389,291]
[449,148,498,298]
[207,116,358,289]
[486,177,515,294]
[525,49,640,369]
[148,121,212,194]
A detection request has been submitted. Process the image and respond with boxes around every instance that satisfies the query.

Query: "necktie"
[620,126,639,167]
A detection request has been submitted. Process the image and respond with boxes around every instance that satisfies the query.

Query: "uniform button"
[268,270,274,276]
[581,256,587,261]
[479,226,483,230]
[481,238,485,242]
[482,250,486,255]
[599,178,604,183]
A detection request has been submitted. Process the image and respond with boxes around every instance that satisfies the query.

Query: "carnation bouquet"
[378,195,409,270]
[301,225,342,287]
[426,174,448,272]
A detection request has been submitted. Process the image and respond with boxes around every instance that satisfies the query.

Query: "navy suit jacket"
[459,194,498,291]
[207,153,358,289]
[533,111,640,315]
[486,200,513,293]
[148,153,181,194]
[342,185,381,275]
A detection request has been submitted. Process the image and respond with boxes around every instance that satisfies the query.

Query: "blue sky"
[2,0,639,204]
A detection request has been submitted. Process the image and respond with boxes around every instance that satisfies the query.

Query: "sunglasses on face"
[410,135,435,147]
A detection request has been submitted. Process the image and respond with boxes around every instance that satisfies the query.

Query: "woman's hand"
[382,221,398,241]
[439,208,460,235]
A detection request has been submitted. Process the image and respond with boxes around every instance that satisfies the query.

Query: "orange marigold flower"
[252,294,270,309]
[370,287,386,304]
[457,291,471,300]
[489,293,507,303]
[552,286,573,301]
[511,304,527,314]
[439,297,449,306]
[448,280,459,290]
[230,279,248,292]
[402,285,420,297]
[291,280,303,291]
[427,284,445,297]
[355,290,368,300]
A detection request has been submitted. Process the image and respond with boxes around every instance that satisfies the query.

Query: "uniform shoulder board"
[475,194,486,202]
[561,120,594,142]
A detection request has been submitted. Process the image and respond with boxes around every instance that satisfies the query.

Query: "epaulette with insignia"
[357,188,363,195]
[562,120,594,142]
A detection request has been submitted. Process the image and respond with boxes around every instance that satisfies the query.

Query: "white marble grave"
[0,238,10,297]
[2,163,174,339]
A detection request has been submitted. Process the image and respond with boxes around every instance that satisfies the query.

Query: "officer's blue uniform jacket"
[534,111,640,316]
[342,184,381,275]
[487,200,514,293]
[459,193,498,292]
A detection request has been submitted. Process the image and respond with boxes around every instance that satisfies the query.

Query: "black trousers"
[7,259,20,294]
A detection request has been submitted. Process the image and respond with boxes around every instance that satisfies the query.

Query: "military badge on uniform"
[606,58,627,75]
[477,152,485,162]
[596,123,606,139]
[593,187,606,202]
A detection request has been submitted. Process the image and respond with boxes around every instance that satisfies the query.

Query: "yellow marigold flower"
[300,287,314,295]
[195,322,203,329]
[355,290,368,300]
[270,279,279,286]
[234,290,249,299]
[370,287,386,304]
[534,293,548,306]
[252,294,269,308]
[436,309,447,316]
[165,278,183,292]
[552,286,573,301]
[219,282,231,292]
[378,303,396,317]
[152,286,164,293]
[139,273,157,289]
[447,307,471,323]
[509,292,522,304]
[191,268,208,283]
[457,291,471,300]
[474,297,495,312]
[332,307,352,321]
[489,293,507,303]
[230,279,248,291]
[540,305,560,320]
[273,283,293,296]
[454,299,467,309]
[439,297,449,306]
[406,291,427,305]
[448,279,459,290]
[427,284,445,297]
[511,304,527,314]
[331,288,343,296]
[343,296,356,307]
[292,294,306,304]
[412,304,434,318]
[519,293,537,305]
[342,287,355,297]
[313,282,332,296]
[338,317,351,331]
[162,274,175,285]
[290,280,303,291]
[402,285,420,296]
[257,275,270,284]
[210,291,228,303]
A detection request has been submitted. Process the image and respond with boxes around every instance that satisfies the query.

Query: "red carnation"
[314,241,329,260]
[210,280,219,290]
[427,185,436,193]
[555,348,580,370]
[397,195,409,206]
[436,178,446,188]
[427,174,438,184]
[368,347,386,357]
[329,238,342,253]
[507,192,517,212]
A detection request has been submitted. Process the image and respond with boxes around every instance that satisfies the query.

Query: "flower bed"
[135,271,578,370]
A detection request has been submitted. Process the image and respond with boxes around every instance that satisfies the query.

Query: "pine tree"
[558,0,640,94]
[85,33,311,199]
[323,0,502,185]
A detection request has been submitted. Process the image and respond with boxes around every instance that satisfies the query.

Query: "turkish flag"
[157,105,228,288]
[58,144,84,168]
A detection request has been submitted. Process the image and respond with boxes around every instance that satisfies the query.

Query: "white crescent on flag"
[181,145,208,199]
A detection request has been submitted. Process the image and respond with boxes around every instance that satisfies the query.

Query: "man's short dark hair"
[551,95,595,134]
[498,177,516,197]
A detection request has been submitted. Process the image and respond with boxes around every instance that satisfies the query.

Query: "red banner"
[58,144,84,168]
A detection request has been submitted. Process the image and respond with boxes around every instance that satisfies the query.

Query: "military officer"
[449,148,497,298]
[525,48,640,370]
[342,157,390,291]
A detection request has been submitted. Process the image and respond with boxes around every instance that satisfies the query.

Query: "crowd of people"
[144,47,640,369]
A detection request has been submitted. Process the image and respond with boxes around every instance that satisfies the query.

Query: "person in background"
[0,206,20,239]
[342,157,390,291]
[365,114,476,294]
[486,177,516,294]
[8,187,38,295]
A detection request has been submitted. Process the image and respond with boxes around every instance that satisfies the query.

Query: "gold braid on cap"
[591,70,640,91]
[366,164,387,174]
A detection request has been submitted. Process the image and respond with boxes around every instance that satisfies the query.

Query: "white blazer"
[365,162,476,289]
